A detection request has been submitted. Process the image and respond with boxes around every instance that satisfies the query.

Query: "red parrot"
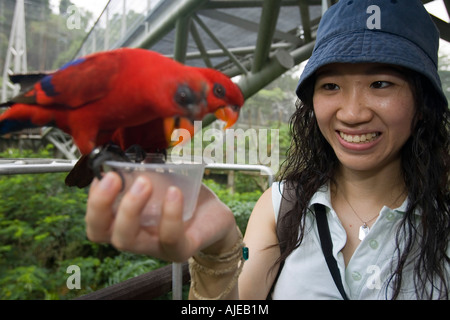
[66,62,244,188]
[0,48,209,155]
[1,49,245,187]
[71,71,244,188]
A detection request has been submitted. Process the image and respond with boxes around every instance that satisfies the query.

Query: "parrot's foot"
[125,145,167,164]
[88,143,129,181]
[124,144,147,163]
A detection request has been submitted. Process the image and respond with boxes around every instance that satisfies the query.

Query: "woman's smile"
[336,130,382,151]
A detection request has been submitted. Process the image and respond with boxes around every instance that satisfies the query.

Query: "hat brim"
[296,30,447,106]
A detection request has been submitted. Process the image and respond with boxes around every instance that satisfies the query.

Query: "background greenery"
[0,0,93,76]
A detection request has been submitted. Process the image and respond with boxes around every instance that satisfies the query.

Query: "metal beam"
[237,41,314,99]
[2,0,27,102]
[198,10,300,45]
[174,16,192,63]
[138,0,209,50]
[193,14,249,74]
[168,43,292,60]
[430,15,450,43]
[299,0,312,43]
[0,159,274,185]
[189,22,214,68]
[291,40,315,65]
[252,0,282,73]
[444,0,450,21]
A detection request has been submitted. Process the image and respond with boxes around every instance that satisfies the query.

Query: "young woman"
[85,0,449,299]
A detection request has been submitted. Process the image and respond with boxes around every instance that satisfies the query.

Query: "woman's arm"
[187,187,280,300]
[239,187,280,299]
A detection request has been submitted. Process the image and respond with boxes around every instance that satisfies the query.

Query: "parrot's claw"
[125,145,167,164]
[88,143,130,182]
[124,144,147,163]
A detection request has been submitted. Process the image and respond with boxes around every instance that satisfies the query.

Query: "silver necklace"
[339,192,379,241]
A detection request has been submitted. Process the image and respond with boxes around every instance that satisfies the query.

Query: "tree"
[59,0,73,16]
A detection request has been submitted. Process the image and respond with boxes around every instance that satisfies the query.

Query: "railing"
[75,262,190,300]
[0,159,273,299]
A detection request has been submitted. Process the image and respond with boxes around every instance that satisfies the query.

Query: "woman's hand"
[85,172,239,262]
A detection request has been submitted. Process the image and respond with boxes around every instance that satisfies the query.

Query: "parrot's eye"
[175,85,196,107]
[213,83,226,99]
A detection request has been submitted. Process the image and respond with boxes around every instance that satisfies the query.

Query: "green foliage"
[203,177,262,234]
[0,147,260,300]
[0,147,165,299]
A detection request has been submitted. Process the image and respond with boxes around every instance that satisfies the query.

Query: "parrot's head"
[195,68,244,129]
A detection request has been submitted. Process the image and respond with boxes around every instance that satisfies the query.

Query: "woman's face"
[313,63,416,174]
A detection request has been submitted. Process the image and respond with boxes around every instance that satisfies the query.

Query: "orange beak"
[164,117,195,147]
[214,105,240,129]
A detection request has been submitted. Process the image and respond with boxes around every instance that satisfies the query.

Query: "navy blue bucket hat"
[296,0,448,106]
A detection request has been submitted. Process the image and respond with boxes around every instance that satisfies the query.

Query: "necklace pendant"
[358,223,370,241]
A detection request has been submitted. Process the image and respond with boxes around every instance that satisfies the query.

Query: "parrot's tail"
[0,73,49,108]
[0,104,55,135]
[0,101,14,108]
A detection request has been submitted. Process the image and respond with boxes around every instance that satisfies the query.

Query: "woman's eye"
[322,83,340,90]
[371,81,392,89]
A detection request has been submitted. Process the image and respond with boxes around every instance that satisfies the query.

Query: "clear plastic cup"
[103,155,205,226]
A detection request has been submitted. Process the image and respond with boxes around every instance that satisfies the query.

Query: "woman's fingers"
[85,175,237,262]
[159,186,191,262]
[85,172,122,242]
[111,176,153,251]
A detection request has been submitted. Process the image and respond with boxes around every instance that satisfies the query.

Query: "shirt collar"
[308,184,334,215]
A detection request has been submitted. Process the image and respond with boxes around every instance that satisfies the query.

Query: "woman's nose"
[336,90,373,125]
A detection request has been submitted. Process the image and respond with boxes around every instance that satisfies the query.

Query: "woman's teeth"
[339,131,380,143]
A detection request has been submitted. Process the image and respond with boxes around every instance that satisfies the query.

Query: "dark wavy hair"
[276,71,450,299]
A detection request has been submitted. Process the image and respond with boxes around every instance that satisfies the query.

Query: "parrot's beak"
[164,117,195,147]
[214,105,240,129]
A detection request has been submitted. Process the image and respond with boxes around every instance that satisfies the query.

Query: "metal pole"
[172,262,183,300]
[0,159,78,175]
[192,14,248,74]
[2,0,27,102]
[0,160,274,186]
[237,41,315,100]
[172,13,193,299]
[173,16,191,63]
[251,0,282,73]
